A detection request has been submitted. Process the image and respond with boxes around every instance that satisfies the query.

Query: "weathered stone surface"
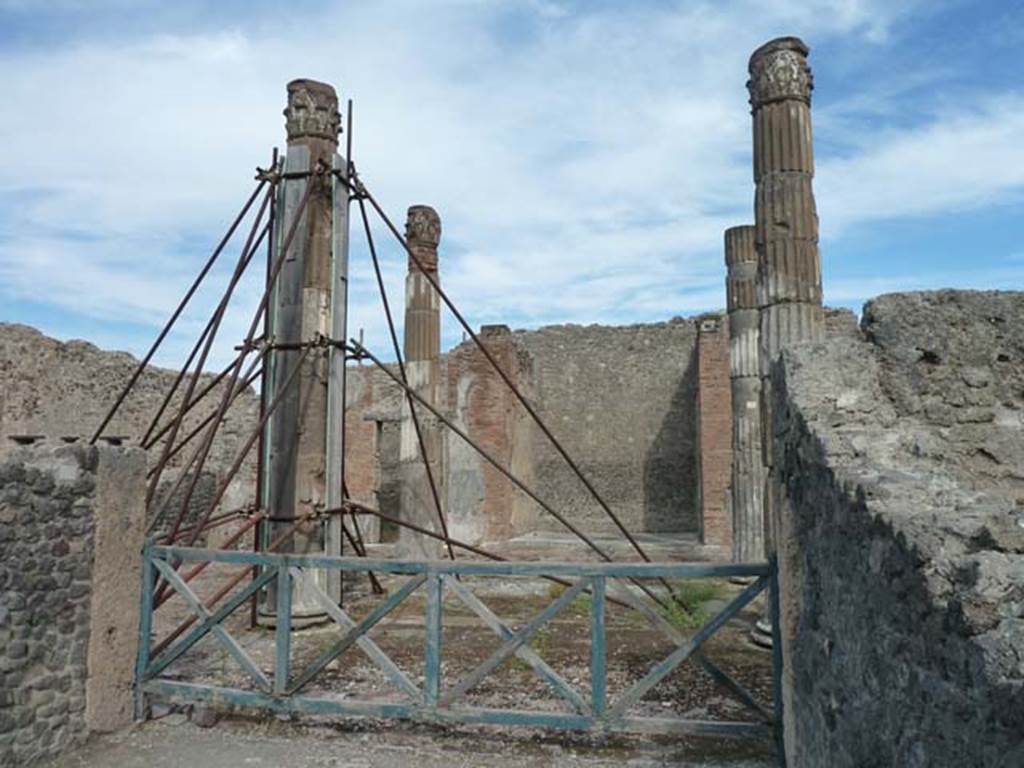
[346,317,711,543]
[754,174,818,244]
[751,101,813,182]
[730,377,765,563]
[750,36,823,577]
[444,326,537,545]
[284,78,340,141]
[758,303,825,379]
[728,308,760,379]
[747,37,813,110]
[726,225,765,563]
[265,79,342,613]
[757,239,822,306]
[725,225,758,312]
[824,307,860,341]
[397,205,444,559]
[696,318,732,550]
[0,445,145,765]
[770,289,1024,767]
[86,447,146,733]
[0,323,259,536]
[516,319,702,535]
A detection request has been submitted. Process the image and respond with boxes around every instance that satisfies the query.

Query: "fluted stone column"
[264,79,343,619]
[749,35,824,535]
[396,205,444,558]
[748,38,824,645]
[725,225,765,563]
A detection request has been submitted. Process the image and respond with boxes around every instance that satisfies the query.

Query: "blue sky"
[1,0,1022,368]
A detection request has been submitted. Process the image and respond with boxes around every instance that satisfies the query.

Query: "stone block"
[85,446,146,733]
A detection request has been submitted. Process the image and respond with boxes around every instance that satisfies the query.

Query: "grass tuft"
[659,579,725,630]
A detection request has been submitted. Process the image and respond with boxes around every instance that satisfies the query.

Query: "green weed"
[659,579,725,630]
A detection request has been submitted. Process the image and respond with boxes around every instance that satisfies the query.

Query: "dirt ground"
[47,716,776,768]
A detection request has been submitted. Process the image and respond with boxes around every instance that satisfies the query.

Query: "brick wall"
[445,326,536,544]
[696,316,733,552]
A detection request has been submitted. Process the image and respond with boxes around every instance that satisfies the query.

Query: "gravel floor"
[45,716,777,767]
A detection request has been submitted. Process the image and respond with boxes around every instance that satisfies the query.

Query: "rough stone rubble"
[771,290,1024,767]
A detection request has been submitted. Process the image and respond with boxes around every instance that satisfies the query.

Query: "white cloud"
[824,264,1024,307]
[817,95,1024,236]
[0,0,1016,369]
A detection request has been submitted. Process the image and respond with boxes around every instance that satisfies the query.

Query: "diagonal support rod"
[356,178,664,575]
[90,180,267,445]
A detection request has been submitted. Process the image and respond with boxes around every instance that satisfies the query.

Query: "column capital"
[747,37,812,110]
[284,79,340,142]
[406,205,441,248]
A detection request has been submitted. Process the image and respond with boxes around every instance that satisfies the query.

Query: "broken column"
[396,205,445,558]
[748,37,824,640]
[724,225,765,563]
[264,79,343,617]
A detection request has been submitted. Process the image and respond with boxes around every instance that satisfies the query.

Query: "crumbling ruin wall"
[344,319,707,543]
[344,364,405,542]
[0,324,260,532]
[0,445,146,766]
[444,326,538,544]
[771,290,1024,767]
[515,320,701,535]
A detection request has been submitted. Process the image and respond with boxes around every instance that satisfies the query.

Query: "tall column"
[264,79,342,618]
[725,225,765,563]
[748,38,824,644]
[396,205,444,558]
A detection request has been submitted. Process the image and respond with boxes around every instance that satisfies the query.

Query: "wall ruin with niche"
[343,317,712,545]
[344,309,861,549]
[771,290,1023,767]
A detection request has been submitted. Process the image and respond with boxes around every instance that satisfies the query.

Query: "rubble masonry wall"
[771,290,1024,767]
[0,445,146,766]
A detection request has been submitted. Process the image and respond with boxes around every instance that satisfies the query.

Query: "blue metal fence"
[135,543,783,749]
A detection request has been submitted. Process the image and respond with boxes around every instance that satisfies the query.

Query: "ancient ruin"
[1,33,1021,768]
[725,225,764,563]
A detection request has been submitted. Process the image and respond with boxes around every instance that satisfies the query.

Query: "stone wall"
[770,290,1024,767]
[0,445,146,766]
[343,318,705,543]
[444,326,537,544]
[0,323,260,533]
[516,319,701,535]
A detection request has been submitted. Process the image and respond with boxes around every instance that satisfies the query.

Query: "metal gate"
[135,542,783,752]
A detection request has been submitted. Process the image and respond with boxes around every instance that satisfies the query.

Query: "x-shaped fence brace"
[137,546,778,739]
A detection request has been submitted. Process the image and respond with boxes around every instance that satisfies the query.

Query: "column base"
[256,608,330,630]
[751,616,773,648]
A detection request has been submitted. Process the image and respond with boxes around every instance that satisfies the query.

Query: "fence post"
[274,564,293,694]
[133,539,156,721]
[590,576,606,721]
[769,556,786,766]
[424,569,443,707]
